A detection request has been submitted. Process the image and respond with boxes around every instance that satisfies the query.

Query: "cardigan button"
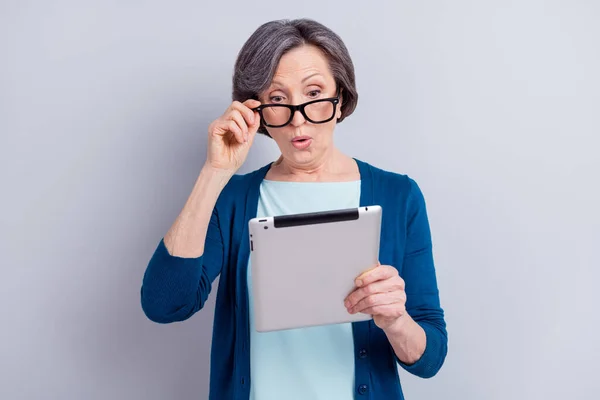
[358,384,368,395]
[359,348,368,358]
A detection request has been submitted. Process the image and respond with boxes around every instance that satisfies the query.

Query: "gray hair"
[232,19,358,136]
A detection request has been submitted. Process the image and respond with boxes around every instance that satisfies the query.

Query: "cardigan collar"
[244,158,374,221]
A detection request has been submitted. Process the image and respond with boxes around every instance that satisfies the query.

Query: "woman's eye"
[270,96,284,103]
[307,90,321,98]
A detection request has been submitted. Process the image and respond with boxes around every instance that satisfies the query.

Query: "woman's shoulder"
[356,159,421,195]
[358,161,430,223]
[217,163,272,201]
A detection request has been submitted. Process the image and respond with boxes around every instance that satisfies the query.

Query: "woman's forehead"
[268,46,334,89]
[276,45,330,74]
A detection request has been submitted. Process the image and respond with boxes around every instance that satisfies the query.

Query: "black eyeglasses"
[252,89,340,128]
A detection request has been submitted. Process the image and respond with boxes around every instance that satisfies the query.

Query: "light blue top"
[248,179,361,400]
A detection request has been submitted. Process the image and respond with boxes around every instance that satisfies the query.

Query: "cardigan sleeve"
[140,206,224,323]
[397,177,448,378]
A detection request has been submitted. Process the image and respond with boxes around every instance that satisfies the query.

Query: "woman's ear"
[337,89,344,120]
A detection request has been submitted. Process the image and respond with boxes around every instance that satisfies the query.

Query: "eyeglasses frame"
[252,88,341,128]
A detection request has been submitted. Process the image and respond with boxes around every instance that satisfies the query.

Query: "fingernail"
[356,279,363,287]
[344,300,350,308]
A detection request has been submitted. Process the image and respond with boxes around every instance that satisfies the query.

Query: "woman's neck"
[266,148,360,182]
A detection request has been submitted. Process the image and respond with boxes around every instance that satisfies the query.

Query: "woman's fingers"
[231,101,256,124]
[241,99,262,136]
[345,279,389,309]
[230,100,262,142]
[349,290,406,314]
[226,119,244,144]
[229,110,249,141]
[205,98,262,172]
[362,304,405,320]
[210,99,263,145]
[242,98,262,113]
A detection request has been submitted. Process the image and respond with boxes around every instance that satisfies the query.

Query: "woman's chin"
[286,148,318,164]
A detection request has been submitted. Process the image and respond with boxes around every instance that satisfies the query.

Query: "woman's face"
[259,45,342,168]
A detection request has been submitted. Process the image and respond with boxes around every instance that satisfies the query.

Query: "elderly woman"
[141,18,447,400]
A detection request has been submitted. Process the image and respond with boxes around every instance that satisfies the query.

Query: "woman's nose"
[290,108,306,127]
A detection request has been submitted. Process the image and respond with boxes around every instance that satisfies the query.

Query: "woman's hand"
[344,264,408,331]
[205,99,262,174]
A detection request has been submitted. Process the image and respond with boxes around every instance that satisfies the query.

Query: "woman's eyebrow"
[269,73,324,90]
[267,82,287,92]
[302,73,323,83]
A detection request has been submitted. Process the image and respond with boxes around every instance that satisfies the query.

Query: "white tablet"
[249,205,382,332]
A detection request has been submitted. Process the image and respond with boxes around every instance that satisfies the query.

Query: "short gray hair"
[232,19,358,136]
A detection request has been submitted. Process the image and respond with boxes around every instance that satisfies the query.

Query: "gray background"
[2,1,599,399]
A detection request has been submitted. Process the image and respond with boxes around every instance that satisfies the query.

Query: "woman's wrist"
[200,163,235,183]
[383,314,427,365]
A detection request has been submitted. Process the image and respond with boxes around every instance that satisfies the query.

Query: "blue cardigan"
[141,159,448,399]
